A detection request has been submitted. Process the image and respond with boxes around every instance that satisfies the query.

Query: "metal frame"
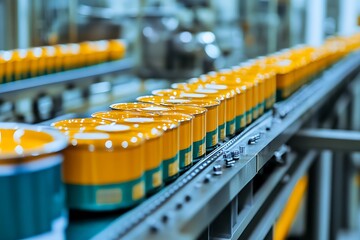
[290,129,360,152]
[240,151,317,240]
[287,74,360,240]
[88,52,360,240]
[289,77,360,240]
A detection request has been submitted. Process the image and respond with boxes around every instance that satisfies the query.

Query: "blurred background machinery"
[3,0,353,74]
[2,0,359,124]
[1,0,359,77]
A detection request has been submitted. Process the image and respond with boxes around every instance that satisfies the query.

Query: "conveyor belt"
[0,59,134,98]
[89,52,360,240]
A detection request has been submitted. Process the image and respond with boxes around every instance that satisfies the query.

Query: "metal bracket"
[289,129,360,152]
[274,145,290,166]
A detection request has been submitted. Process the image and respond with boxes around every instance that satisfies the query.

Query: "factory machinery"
[1,31,360,240]
[89,40,360,240]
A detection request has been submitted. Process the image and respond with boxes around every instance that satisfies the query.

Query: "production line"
[1,33,360,239]
[1,1,360,239]
[50,34,360,212]
[0,39,126,83]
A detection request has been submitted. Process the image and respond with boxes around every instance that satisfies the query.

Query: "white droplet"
[15,145,24,154]
[105,140,113,149]
[121,141,129,148]
[88,144,95,152]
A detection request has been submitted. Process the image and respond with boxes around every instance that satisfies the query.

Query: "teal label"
[260,101,266,113]
[236,114,246,132]
[226,119,236,136]
[0,162,64,240]
[276,89,286,101]
[145,166,163,194]
[47,68,55,75]
[179,145,193,169]
[206,128,218,149]
[257,103,262,112]
[66,176,145,211]
[25,72,31,79]
[252,105,259,119]
[37,70,45,77]
[163,153,179,182]
[272,93,277,105]
[193,137,206,159]
[265,97,272,110]
[246,109,253,124]
[4,74,15,83]
[218,123,226,141]
[257,102,264,114]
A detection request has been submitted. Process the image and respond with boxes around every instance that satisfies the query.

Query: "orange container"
[111,102,207,161]
[92,111,180,183]
[136,96,218,154]
[52,118,164,195]
[172,82,237,138]
[152,89,222,150]
[195,72,254,126]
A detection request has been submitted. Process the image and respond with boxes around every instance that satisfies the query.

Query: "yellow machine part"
[274,175,308,240]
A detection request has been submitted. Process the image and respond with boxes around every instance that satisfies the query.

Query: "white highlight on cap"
[142,106,169,111]
[205,84,227,90]
[166,99,191,103]
[124,117,155,123]
[277,60,292,67]
[195,89,218,94]
[73,132,110,140]
[181,93,206,98]
[95,124,130,132]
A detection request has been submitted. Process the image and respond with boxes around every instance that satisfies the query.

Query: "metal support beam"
[307,151,332,240]
[338,0,358,36]
[290,127,360,238]
[289,129,360,152]
[305,0,326,46]
[242,151,317,240]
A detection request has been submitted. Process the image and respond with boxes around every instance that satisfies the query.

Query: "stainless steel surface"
[230,150,298,239]
[330,87,359,239]
[290,129,360,151]
[91,51,360,240]
[306,150,333,240]
[242,151,317,240]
